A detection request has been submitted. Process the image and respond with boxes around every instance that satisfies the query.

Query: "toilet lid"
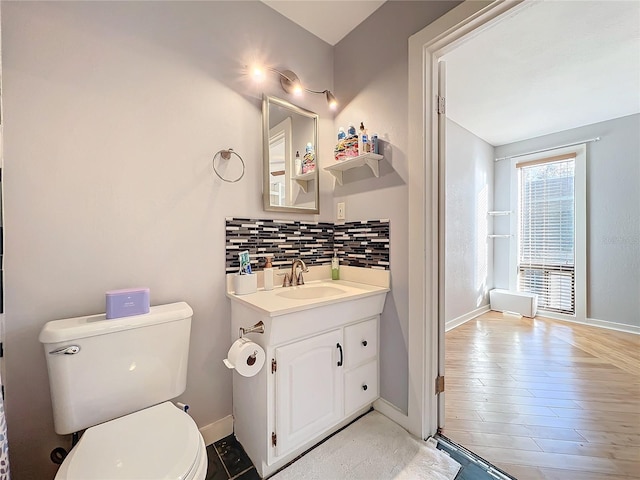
[66,402,202,480]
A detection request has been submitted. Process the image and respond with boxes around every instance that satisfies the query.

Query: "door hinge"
[271,358,277,374]
[435,375,445,395]
[271,431,277,447]
[437,95,446,115]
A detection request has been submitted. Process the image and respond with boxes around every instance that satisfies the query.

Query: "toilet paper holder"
[239,321,265,338]
[224,335,266,376]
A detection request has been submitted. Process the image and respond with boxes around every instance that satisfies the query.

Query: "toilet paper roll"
[223,338,265,377]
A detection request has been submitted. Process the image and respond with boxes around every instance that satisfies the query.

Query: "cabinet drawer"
[344,360,378,415]
[344,318,377,368]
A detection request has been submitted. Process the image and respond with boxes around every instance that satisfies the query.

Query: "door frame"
[406,0,528,440]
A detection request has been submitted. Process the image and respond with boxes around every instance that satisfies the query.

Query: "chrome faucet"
[279,258,309,287]
[290,258,308,286]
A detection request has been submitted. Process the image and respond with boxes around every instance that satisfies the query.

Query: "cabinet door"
[274,329,343,458]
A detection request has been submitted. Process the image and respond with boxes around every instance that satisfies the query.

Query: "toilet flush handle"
[49,345,81,355]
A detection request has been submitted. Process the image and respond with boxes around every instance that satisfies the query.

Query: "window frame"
[509,144,586,321]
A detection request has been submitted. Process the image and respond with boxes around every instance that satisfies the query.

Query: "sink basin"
[276,285,346,300]
[227,270,390,316]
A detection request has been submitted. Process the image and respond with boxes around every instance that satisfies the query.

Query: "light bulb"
[326,91,338,109]
[251,66,264,81]
[280,70,303,96]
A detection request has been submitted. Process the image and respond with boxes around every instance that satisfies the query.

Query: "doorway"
[406,0,526,444]
[407,1,640,478]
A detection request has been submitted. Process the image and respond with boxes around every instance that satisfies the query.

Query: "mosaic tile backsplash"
[225,218,390,273]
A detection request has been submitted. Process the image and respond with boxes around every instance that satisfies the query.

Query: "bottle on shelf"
[358,122,369,154]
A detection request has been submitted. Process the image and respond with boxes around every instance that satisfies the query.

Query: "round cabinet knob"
[361,340,368,347]
[362,384,368,391]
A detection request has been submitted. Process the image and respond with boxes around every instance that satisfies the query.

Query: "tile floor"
[205,431,506,480]
[205,435,259,480]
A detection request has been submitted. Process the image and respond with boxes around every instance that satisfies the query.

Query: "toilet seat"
[55,402,206,480]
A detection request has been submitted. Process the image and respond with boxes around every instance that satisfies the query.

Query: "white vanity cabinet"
[270,316,379,463]
[230,309,383,478]
[227,270,389,478]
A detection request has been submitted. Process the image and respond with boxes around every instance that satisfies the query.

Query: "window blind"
[517,156,576,314]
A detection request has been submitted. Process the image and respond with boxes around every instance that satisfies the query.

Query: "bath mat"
[271,411,461,480]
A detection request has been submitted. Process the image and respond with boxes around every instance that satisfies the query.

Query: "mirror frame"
[262,94,319,214]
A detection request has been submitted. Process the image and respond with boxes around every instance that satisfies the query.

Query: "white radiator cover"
[490,289,538,318]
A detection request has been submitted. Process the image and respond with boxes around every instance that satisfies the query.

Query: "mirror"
[263,95,319,214]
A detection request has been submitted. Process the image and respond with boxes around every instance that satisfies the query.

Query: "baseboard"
[199,414,234,446]
[585,317,640,335]
[538,311,640,335]
[373,397,410,432]
[445,304,490,332]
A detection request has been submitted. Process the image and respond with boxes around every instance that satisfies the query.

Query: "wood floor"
[442,310,640,479]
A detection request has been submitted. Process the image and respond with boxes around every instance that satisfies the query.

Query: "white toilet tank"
[39,302,193,435]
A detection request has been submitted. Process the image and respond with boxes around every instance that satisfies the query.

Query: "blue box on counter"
[105,288,150,319]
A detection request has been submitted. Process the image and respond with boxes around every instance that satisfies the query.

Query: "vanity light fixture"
[277,69,304,96]
[252,66,338,110]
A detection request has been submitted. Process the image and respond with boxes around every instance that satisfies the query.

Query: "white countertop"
[226,266,390,317]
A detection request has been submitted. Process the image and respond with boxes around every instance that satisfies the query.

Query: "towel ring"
[212,148,245,183]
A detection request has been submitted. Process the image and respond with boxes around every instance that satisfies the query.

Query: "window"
[517,153,576,314]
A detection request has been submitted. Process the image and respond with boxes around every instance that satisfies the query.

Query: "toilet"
[39,302,207,480]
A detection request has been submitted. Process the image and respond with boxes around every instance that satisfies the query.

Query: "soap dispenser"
[331,250,340,280]
[263,256,274,291]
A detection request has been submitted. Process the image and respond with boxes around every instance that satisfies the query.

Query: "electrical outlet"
[337,202,345,220]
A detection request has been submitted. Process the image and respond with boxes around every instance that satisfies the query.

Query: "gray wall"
[494,114,640,328]
[2,2,335,478]
[445,120,495,323]
[333,1,461,413]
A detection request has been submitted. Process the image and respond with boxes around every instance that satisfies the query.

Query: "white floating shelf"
[488,211,512,216]
[292,170,316,193]
[323,153,384,186]
[488,234,513,238]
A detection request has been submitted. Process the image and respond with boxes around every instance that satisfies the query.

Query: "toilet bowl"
[54,402,207,480]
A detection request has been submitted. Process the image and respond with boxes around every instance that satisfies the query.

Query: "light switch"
[337,202,345,220]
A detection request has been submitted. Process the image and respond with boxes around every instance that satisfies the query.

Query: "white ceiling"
[262,0,385,46]
[264,0,640,147]
[444,1,640,146]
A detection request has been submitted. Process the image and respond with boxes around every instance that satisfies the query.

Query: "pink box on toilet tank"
[105,287,150,319]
